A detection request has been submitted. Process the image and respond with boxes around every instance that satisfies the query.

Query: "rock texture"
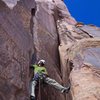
[32,0,76,100]
[0,0,100,100]
[0,0,35,100]
[57,21,100,100]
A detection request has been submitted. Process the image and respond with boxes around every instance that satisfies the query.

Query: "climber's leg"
[30,79,37,99]
[44,77,70,93]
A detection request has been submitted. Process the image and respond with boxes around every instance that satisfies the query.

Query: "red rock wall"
[0,0,35,100]
[1,0,75,100]
[57,18,100,100]
[0,0,100,100]
[32,0,76,100]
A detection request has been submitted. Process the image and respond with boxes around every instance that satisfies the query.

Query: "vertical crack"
[30,4,37,37]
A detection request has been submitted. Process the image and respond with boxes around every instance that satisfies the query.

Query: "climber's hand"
[30,65,34,69]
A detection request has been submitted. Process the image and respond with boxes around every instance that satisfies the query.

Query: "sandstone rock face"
[69,38,100,100]
[32,0,76,100]
[57,19,100,100]
[0,0,75,100]
[0,0,35,100]
[0,0,100,100]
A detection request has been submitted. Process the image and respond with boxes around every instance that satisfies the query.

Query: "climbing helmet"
[38,59,45,65]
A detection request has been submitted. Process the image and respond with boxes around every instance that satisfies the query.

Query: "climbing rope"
[38,79,41,100]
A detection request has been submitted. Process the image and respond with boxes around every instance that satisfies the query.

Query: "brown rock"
[68,38,100,100]
[0,0,100,100]
[57,9,100,99]
[0,0,35,100]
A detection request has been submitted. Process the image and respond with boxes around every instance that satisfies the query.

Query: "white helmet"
[38,59,45,65]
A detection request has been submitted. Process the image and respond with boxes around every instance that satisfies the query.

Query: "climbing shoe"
[62,86,70,93]
[30,96,35,100]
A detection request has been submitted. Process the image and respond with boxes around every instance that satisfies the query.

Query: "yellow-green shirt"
[32,64,48,75]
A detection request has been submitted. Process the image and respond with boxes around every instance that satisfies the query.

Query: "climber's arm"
[41,68,49,77]
[44,68,48,75]
[30,64,36,70]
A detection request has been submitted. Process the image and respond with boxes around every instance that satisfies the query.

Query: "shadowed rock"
[0,0,35,100]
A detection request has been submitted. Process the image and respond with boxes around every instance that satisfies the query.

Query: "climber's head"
[38,59,45,66]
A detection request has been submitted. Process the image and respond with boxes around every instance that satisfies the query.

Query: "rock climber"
[30,59,70,100]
